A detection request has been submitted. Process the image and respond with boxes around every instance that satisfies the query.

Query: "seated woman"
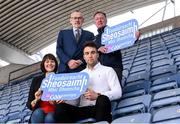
[26,53,58,123]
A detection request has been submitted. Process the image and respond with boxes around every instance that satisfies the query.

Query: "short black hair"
[40,53,58,73]
[93,11,106,18]
[83,41,98,52]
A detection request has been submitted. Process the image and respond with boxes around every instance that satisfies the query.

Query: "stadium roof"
[0,0,165,55]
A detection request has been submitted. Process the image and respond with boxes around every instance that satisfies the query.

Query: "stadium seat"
[133,58,151,66]
[150,88,180,112]
[126,72,150,85]
[0,103,10,110]
[112,95,152,119]
[112,113,152,123]
[151,54,171,63]
[151,59,173,69]
[0,109,9,118]
[150,82,178,94]
[155,118,180,123]
[152,105,180,123]
[6,112,22,123]
[150,74,179,94]
[0,116,8,123]
[23,115,31,123]
[150,65,177,81]
[130,64,150,75]
[122,81,150,98]
[151,48,167,56]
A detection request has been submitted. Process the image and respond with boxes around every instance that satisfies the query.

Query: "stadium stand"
[2,27,180,123]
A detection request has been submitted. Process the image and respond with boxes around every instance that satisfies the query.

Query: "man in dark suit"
[93,11,140,87]
[56,10,94,73]
[93,11,123,85]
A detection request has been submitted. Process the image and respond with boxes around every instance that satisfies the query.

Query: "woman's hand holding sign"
[35,88,42,100]
[55,100,65,104]
[31,89,42,108]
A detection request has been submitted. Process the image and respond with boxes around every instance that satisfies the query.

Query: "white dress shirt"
[73,28,81,37]
[80,62,122,107]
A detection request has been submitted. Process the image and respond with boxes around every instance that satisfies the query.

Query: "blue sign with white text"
[40,72,89,101]
[101,19,138,53]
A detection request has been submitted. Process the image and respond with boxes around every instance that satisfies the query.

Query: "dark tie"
[75,29,80,42]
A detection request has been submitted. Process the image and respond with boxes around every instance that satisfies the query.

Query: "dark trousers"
[54,95,112,123]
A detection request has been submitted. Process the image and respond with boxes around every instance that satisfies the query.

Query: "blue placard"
[101,19,138,53]
[40,72,89,101]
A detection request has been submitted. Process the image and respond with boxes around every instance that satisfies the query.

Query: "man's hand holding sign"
[40,72,89,101]
[101,19,138,53]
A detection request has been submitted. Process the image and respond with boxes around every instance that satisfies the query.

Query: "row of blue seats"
[111,105,180,124]
[1,73,180,123]
[122,34,180,59]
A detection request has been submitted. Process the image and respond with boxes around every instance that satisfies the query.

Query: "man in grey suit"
[56,10,94,73]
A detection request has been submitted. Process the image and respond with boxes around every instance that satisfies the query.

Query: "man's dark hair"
[93,11,106,18]
[40,53,58,73]
[83,41,98,52]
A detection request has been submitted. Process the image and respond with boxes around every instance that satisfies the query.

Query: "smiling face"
[94,12,107,29]
[70,11,84,28]
[83,46,99,68]
[44,59,56,73]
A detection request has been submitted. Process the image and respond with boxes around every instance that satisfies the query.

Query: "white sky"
[1,0,180,66]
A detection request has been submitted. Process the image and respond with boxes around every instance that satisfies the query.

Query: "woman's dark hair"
[40,53,58,73]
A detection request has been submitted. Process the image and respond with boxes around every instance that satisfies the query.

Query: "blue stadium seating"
[122,80,150,98]
[112,113,152,123]
[126,72,150,85]
[150,88,180,112]
[152,105,180,123]
[150,65,177,81]
[150,74,179,94]
[112,94,152,119]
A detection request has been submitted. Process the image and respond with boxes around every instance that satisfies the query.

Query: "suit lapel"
[73,29,85,57]
[70,29,77,43]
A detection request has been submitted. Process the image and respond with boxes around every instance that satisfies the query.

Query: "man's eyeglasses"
[71,17,83,20]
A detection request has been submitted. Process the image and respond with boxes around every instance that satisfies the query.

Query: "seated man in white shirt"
[55,41,122,123]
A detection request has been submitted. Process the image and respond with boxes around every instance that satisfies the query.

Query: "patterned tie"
[76,29,80,42]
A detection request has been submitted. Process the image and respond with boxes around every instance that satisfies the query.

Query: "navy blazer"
[56,29,94,73]
[95,26,123,69]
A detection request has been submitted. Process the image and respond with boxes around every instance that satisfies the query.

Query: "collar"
[73,28,82,34]
[97,26,106,34]
[87,62,101,71]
